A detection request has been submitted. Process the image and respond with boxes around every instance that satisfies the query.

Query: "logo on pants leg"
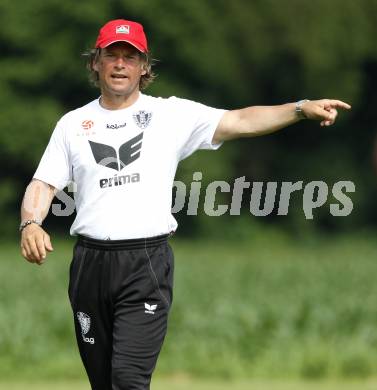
[77,312,95,344]
[144,303,157,315]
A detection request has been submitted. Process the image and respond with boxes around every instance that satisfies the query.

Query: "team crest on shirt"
[133,110,152,129]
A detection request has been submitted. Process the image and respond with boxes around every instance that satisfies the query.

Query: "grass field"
[1,229,377,381]
[2,379,377,390]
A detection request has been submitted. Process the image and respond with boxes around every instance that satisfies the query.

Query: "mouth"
[111,74,128,80]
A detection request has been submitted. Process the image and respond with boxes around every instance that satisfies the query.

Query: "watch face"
[296,100,309,119]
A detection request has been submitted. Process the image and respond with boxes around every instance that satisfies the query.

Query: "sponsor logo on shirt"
[82,120,94,130]
[77,120,96,136]
[106,122,127,130]
[88,133,143,188]
[133,110,152,129]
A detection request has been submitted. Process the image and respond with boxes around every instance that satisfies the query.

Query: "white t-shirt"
[33,93,226,239]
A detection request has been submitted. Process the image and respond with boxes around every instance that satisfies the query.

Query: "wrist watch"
[19,219,42,232]
[295,99,310,119]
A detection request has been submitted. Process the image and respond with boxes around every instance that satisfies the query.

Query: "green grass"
[1,229,377,380]
[2,379,377,390]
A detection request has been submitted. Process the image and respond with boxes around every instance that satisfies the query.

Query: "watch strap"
[19,219,42,232]
[295,99,310,119]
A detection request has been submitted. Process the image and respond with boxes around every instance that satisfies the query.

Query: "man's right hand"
[20,224,54,265]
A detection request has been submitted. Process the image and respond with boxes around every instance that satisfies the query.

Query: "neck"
[99,90,140,110]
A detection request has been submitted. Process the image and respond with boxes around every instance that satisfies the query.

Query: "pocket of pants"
[145,244,173,309]
[166,243,175,304]
[68,245,88,308]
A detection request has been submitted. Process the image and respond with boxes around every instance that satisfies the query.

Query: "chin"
[107,86,131,95]
[101,81,139,98]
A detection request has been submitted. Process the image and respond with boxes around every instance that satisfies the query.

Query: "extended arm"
[213,99,351,143]
[20,179,57,265]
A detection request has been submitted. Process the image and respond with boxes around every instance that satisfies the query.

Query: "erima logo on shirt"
[116,25,130,34]
[89,132,143,189]
[89,132,143,171]
[100,173,140,189]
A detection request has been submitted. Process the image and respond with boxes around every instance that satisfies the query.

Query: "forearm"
[214,99,351,143]
[216,103,298,142]
[235,103,299,137]
[20,179,56,223]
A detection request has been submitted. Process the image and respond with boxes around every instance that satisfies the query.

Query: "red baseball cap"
[95,19,148,53]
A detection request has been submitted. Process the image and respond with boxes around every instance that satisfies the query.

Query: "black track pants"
[68,234,174,390]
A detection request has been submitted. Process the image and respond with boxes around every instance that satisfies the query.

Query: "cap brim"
[98,39,147,53]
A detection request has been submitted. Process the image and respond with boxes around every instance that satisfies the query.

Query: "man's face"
[93,42,146,98]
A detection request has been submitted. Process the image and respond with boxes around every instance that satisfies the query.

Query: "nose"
[114,57,126,69]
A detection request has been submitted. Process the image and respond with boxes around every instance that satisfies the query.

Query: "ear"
[141,64,147,76]
[92,59,99,72]
[92,51,101,72]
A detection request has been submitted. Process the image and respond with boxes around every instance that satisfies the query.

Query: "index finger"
[35,236,47,260]
[328,100,351,110]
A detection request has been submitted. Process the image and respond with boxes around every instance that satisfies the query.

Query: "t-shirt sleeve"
[33,119,72,191]
[171,97,227,161]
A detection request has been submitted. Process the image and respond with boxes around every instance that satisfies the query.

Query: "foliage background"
[0,0,376,237]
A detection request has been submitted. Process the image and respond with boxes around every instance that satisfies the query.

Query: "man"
[19,19,351,390]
